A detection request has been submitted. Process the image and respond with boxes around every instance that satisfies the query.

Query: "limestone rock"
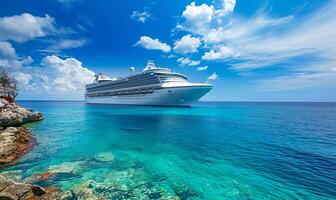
[0,99,44,166]
[0,175,66,200]
[47,161,87,174]
[0,127,30,165]
[0,99,44,128]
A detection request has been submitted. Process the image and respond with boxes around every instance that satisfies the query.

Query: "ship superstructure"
[85,61,212,106]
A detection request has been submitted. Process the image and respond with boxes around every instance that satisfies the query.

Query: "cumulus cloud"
[0,12,94,99]
[173,34,201,54]
[135,36,171,53]
[219,0,236,16]
[15,72,32,87]
[179,1,236,35]
[0,41,16,59]
[196,66,208,71]
[131,11,151,23]
[0,42,33,70]
[182,2,214,33]
[17,55,95,98]
[0,13,59,43]
[175,0,336,91]
[41,38,89,53]
[203,27,226,44]
[207,72,218,81]
[177,57,200,66]
[202,46,237,60]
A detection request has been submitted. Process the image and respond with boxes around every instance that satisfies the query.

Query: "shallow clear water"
[1,101,336,199]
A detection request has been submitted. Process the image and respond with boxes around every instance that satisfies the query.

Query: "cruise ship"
[85,61,212,106]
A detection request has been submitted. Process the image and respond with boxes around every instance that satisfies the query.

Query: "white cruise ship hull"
[85,86,211,106]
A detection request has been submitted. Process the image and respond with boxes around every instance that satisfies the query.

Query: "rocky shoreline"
[0,100,113,199]
[0,99,43,166]
[0,127,32,166]
[0,99,64,199]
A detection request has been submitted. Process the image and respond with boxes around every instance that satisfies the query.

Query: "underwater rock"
[47,161,87,174]
[0,170,23,182]
[103,168,149,191]
[150,173,168,183]
[123,181,179,200]
[148,192,162,199]
[30,172,81,188]
[94,152,114,162]
[93,184,131,199]
[73,180,106,200]
[27,172,55,184]
[0,175,68,200]
[44,187,61,193]
[26,161,88,187]
[171,184,201,200]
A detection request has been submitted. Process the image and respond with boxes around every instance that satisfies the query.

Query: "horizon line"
[16,100,336,103]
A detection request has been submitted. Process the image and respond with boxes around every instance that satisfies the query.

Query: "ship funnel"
[144,60,156,71]
[130,67,135,74]
[93,73,113,83]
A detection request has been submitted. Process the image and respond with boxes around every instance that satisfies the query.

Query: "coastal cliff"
[0,98,43,165]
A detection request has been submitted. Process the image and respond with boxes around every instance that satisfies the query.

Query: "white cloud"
[131,11,151,23]
[222,0,236,14]
[173,34,201,54]
[21,56,34,66]
[135,36,171,53]
[258,72,336,92]
[201,13,293,46]
[202,46,237,60]
[16,55,95,98]
[15,72,32,87]
[203,27,226,44]
[196,66,208,71]
[0,42,33,70]
[42,38,89,53]
[179,1,236,35]
[177,57,200,66]
[207,72,218,80]
[0,13,58,43]
[175,0,336,99]
[182,2,214,32]
[0,41,16,59]
[209,1,336,84]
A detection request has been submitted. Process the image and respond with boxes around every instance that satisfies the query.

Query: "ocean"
[1,101,336,199]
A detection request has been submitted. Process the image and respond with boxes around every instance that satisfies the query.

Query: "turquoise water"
[1,101,336,199]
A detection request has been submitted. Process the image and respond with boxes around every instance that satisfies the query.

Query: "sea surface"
[1,101,336,199]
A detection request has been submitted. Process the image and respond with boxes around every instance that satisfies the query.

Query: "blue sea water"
[1,101,336,199]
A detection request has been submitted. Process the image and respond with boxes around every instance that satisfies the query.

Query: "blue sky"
[0,0,335,101]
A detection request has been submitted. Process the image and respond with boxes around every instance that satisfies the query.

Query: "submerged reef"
[0,175,74,200]
[0,98,43,166]
[1,152,200,200]
[0,100,201,199]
